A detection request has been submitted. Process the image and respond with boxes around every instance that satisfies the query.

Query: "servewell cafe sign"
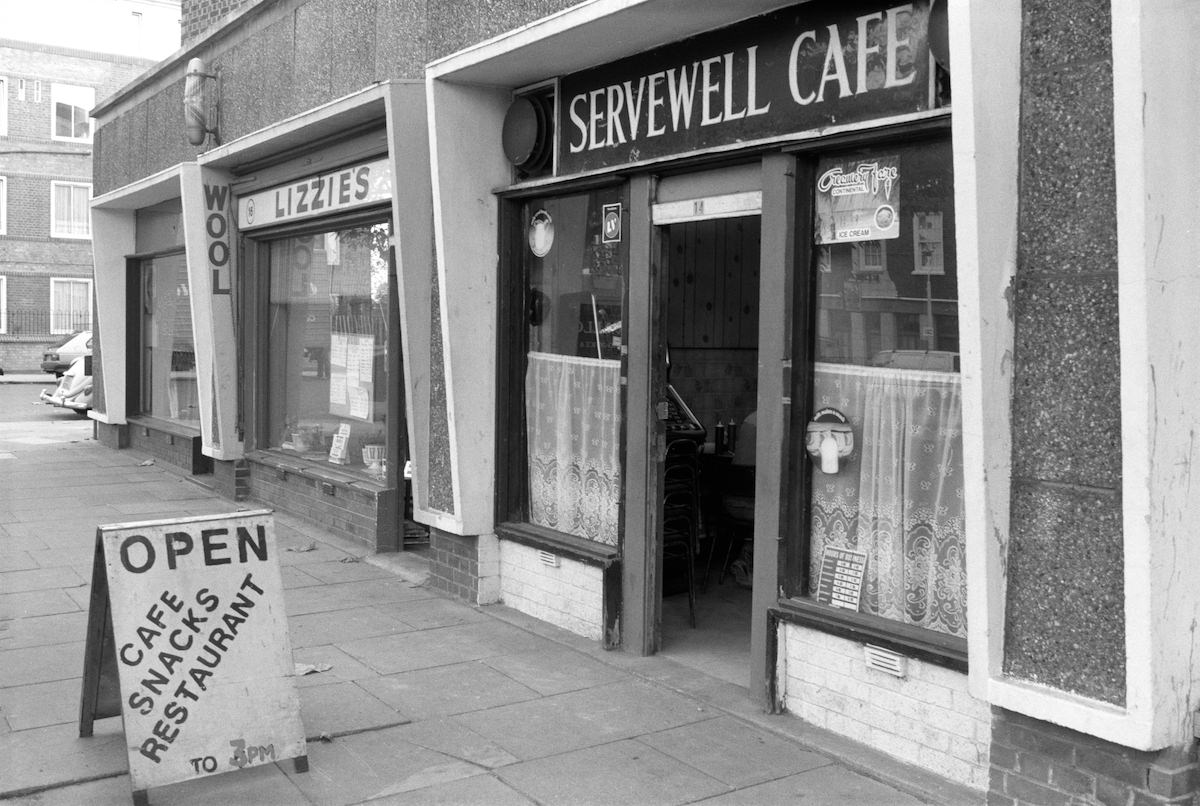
[558,0,935,174]
[237,157,393,230]
[79,511,306,800]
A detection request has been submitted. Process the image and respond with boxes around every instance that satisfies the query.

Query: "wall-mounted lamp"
[183,57,220,147]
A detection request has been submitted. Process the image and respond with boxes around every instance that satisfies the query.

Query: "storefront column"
[179,164,242,460]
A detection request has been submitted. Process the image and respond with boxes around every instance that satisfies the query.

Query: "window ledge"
[496,522,619,567]
[774,597,967,673]
[127,415,202,439]
[247,449,394,494]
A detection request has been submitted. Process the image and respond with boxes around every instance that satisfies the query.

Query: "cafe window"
[799,137,965,641]
[262,220,393,481]
[506,187,628,546]
[138,252,198,426]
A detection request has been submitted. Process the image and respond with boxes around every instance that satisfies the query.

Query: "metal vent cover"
[863,644,907,678]
[537,550,560,567]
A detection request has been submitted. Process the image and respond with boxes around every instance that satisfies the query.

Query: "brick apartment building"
[0,35,161,370]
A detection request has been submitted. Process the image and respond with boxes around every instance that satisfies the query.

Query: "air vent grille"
[863,644,907,678]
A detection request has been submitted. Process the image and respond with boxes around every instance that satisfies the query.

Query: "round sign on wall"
[528,210,554,257]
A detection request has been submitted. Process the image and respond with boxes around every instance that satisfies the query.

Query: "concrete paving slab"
[289,605,413,649]
[0,568,85,595]
[450,679,713,761]
[389,596,489,631]
[283,578,432,617]
[0,641,84,688]
[337,620,548,677]
[299,680,409,738]
[391,718,521,769]
[27,547,93,570]
[291,559,394,585]
[281,724,481,805]
[280,564,324,589]
[480,646,627,696]
[0,589,81,620]
[636,714,832,788]
[0,719,127,799]
[694,763,927,805]
[292,645,380,688]
[357,661,541,720]
[0,611,87,650]
[496,737,729,806]
[0,551,39,572]
[0,678,81,731]
[0,772,129,805]
[364,771,536,806]
[0,534,50,554]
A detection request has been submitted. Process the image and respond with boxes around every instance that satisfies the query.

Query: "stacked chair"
[662,437,703,627]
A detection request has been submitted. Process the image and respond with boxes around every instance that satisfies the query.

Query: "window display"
[264,222,392,480]
[804,138,965,638]
[139,252,198,426]
[522,189,627,546]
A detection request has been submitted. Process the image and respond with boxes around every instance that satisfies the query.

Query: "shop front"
[90,82,436,554]
[423,0,1008,790]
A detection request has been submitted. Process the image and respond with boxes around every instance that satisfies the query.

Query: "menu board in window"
[328,333,375,421]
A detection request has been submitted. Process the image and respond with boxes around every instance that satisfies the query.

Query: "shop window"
[51,181,91,238]
[505,187,628,546]
[263,221,393,481]
[138,252,197,426]
[50,83,94,142]
[50,277,92,334]
[801,137,965,641]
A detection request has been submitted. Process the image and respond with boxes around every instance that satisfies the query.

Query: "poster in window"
[815,546,868,611]
[814,155,900,244]
[911,212,945,275]
[328,333,375,421]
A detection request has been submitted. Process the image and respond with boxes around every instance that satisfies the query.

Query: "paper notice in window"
[350,387,370,420]
[329,375,348,406]
[331,335,349,367]
[815,546,868,611]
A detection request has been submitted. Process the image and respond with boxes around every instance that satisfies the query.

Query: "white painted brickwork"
[780,623,991,792]
[498,541,604,641]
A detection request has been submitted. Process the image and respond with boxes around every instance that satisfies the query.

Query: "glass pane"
[55,102,72,138]
[523,188,627,545]
[141,254,197,425]
[805,139,966,638]
[265,222,392,481]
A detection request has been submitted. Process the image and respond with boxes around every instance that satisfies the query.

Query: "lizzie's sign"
[558,0,934,174]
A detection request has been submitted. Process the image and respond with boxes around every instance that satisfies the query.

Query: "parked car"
[41,330,93,377]
[40,355,93,414]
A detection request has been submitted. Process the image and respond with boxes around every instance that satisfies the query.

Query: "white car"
[40,355,93,414]
[41,330,93,377]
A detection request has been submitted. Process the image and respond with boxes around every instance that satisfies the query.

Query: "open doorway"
[655,212,761,687]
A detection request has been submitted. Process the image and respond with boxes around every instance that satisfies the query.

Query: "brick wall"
[498,540,604,641]
[429,529,480,603]
[246,457,398,552]
[989,709,1198,806]
[127,422,210,474]
[181,0,254,46]
[780,623,990,791]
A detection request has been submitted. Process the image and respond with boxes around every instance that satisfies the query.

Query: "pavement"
[0,416,981,804]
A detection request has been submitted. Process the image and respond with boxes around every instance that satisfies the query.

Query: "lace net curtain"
[525,352,622,546]
[809,363,966,637]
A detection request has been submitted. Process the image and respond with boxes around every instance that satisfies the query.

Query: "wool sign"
[80,510,306,802]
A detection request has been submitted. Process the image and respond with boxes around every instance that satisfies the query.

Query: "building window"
[0,176,6,235]
[138,252,197,425]
[0,77,7,136]
[34,80,42,103]
[262,221,396,481]
[50,277,92,334]
[51,181,91,238]
[17,78,25,102]
[800,137,964,640]
[505,187,628,546]
[0,275,7,334]
[50,83,94,142]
